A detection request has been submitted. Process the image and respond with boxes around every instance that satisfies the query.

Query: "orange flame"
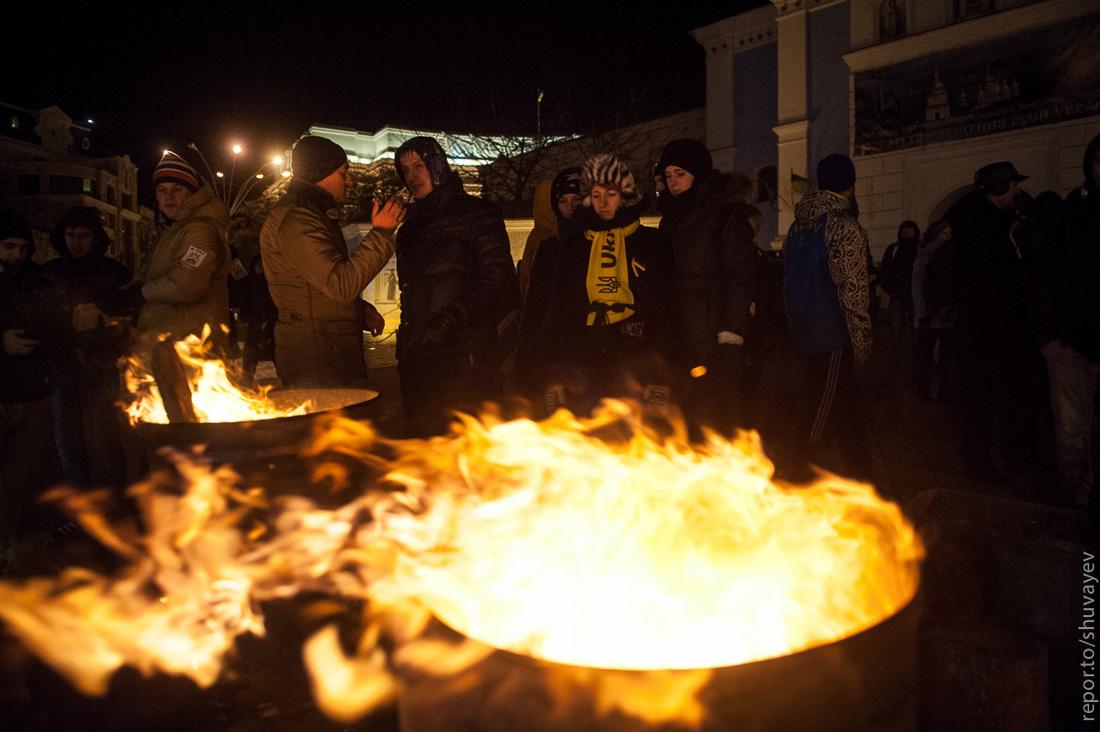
[0,402,922,727]
[123,328,310,424]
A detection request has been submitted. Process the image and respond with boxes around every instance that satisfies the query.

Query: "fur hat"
[581,154,641,207]
[291,136,349,184]
[658,138,713,179]
[153,150,200,192]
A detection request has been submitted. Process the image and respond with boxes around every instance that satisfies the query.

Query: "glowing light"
[231,144,242,155]
[215,171,224,178]
[0,402,921,728]
[690,365,708,379]
[123,327,310,425]
[272,155,283,166]
[280,170,291,178]
[255,173,264,179]
[86,119,95,125]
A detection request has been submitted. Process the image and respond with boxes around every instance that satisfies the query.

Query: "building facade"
[0,103,154,269]
[695,0,1100,256]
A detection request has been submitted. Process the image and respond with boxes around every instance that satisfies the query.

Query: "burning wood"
[0,403,922,728]
[123,327,311,424]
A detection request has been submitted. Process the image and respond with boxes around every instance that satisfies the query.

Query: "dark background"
[3,1,766,190]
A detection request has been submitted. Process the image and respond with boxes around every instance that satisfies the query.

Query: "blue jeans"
[1043,344,1100,507]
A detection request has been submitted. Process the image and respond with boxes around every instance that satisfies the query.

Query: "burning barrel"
[397,599,919,732]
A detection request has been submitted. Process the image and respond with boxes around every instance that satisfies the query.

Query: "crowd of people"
[1,132,1097,552]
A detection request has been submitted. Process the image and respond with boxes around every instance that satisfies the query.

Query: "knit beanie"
[153,150,200,192]
[550,166,582,204]
[817,153,857,193]
[291,136,349,183]
[581,154,641,207]
[658,139,713,179]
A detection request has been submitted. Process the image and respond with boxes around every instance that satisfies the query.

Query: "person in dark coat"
[1027,136,1100,510]
[394,136,519,437]
[519,153,676,420]
[656,138,756,435]
[0,211,69,541]
[879,220,920,352]
[944,161,1040,481]
[42,207,134,488]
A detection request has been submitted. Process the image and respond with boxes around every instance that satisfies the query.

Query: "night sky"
[5,0,767,190]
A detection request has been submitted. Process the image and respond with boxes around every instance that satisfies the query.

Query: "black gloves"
[406,304,466,352]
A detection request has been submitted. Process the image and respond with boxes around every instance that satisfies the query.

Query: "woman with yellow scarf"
[519,153,677,419]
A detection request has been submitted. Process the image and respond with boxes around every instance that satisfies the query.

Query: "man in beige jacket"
[136,151,231,349]
[261,135,405,388]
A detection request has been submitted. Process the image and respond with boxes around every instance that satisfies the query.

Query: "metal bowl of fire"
[123,335,381,494]
[0,380,922,731]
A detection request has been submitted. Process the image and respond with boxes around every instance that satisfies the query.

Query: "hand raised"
[371,196,407,233]
[3,329,40,356]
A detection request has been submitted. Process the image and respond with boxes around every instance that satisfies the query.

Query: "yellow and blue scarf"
[584,221,639,326]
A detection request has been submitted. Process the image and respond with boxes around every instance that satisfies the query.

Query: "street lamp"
[228,143,243,207]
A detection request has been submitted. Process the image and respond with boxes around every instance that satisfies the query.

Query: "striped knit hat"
[153,150,200,192]
[581,154,641,207]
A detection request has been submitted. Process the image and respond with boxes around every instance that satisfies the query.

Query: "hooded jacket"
[657,170,755,370]
[137,185,231,347]
[784,188,872,363]
[260,179,395,387]
[518,178,557,299]
[394,140,518,365]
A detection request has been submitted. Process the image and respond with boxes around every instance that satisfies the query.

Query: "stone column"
[705,41,737,172]
[771,2,810,245]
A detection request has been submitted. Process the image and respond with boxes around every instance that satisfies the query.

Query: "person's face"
[748,215,762,237]
[936,225,952,244]
[317,163,353,205]
[0,236,30,268]
[64,226,96,258]
[399,151,433,200]
[155,183,193,221]
[557,193,582,219]
[590,185,622,221]
[664,165,695,197]
[900,226,918,243]
[988,181,1020,210]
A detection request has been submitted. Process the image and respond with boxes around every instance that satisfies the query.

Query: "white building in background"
[694,0,1100,256]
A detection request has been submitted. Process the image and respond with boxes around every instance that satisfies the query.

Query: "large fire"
[123,329,310,424]
[0,403,922,727]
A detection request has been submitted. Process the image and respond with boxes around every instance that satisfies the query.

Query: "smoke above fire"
[0,402,922,727]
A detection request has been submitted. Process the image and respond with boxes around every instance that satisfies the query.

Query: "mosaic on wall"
[854,16,1100,156]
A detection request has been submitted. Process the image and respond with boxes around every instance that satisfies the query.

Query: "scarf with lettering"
[584,220,639,326]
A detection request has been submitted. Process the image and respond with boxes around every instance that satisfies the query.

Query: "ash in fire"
[0,402,922,727]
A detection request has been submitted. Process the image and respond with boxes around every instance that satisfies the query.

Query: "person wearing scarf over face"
[656,138,756,436]
[525,153,676,420]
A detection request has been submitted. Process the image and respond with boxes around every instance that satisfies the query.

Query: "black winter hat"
[974,161,1027,196]
[51,206,110,258]
[394,136,455,188]
[550,166,582,204]
[658,138,713,179]
[817,153,857,193]
[291,136,349,183]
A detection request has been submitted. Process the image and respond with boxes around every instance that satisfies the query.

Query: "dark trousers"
[796,348,873,482]
[399,353,500,438]
[1,398,61,538]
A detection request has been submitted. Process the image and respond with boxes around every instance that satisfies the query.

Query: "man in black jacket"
[1029,136,1100,511]
[394,136,519,437]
